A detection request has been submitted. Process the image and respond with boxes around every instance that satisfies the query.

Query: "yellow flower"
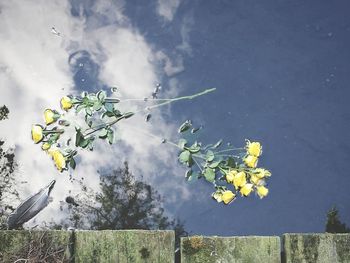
[254,168,271,179]
[51,150,66,172]
[221,190,236,204]
[233,171,247,189]
[246,140,262,157]
[257,186,269,199]
[244,155,258,168]
[60,96,73,111]
[31,125,44,143]
[240,183,253,196]
[250,174,261,185]
[226,170,237,184]
[41,142,51,151]
[212,191,223,203]
[44,109,60,125]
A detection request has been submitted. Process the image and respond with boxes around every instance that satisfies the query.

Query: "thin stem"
[82,88,216,138]
[43,130,64,135]
[83,115,124,137]
[215,154,241,158]
[192,153,206,160]
[214,148,245,154]
[146,88,216,111]
[192,156,203,173]
[119,98,172,102]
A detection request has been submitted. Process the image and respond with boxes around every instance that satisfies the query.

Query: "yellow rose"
[41,142,51,150]
[51,150,66,172]
[257,186,269,199]
[212,191,223,203]
[250,174,261,185]
[226,170,237,184]
[44,109,60,125]
[31,125,44,144]
[244,155,258,168]
[240,183,253,196]
[254,168,271,179]
[246,140,262,157]
[221,190,236,204]
[233,171,247,189]
[60,96,73,111]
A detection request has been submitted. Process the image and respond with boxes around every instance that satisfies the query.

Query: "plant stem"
[145,88,216,111]
[82,88,216,138]
[214,148,244,154]
[83,115,124,137]
[43,130,64,134]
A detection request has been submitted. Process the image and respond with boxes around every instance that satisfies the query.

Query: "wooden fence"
[0,230,349,262]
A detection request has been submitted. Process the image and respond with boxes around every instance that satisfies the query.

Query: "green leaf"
[187,142,201,153]
[104,102,114,112]
[85,107,92,116]
[185,169,192,178]
[88,141,94,151]
[69,158,76,169]
[206,150,215,162]
[123,112,134,119]
[226,157,236,168]
[213,139,223,149]
[107,130,114,144]
[113,109,122,117]
[79,138,90,148]
[191,126,201,133]
[208,161,221,169]
[178,139,187,149]
[97,90,106,101]
[178,120,192,133]
[93,101,103,111]
[179,150,190,164]
[76,104,85,113]
[203,168,215,183]
[75,129,83,147]
[103,111,115,118]
[99,129,108,139]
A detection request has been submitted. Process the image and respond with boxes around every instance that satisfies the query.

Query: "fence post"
[74,230,175,263]
[0,230,72,262]
[181,235,281,263]
[283,233,350,263]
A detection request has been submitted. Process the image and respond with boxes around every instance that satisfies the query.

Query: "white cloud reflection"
[0,0,193,227]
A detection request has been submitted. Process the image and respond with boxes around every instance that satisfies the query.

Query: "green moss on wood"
[74,230,174,263]
[181,236,280,263]
[284,233,350,263]
[0,230,71,263]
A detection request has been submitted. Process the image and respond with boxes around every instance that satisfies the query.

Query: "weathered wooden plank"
[283,233,350,263]
[74,230,175,263]
[181,235,280,263]
[0,230,72,263]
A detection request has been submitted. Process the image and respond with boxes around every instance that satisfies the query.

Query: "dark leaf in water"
[178,120,192,133]
[145,113,152,122]
[213,139,223,149]
[7,180,56,229]
[65,196,79,207]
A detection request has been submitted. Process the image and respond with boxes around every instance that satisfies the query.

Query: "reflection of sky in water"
[1,0,350,236]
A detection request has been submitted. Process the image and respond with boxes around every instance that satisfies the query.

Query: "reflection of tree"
[0,105,9,120]
[53,162,187,248]
[325,206,350,233]
[0,106,20,228]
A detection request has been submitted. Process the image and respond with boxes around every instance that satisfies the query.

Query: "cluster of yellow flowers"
[31,96,73,172]
[212,140,271,204]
